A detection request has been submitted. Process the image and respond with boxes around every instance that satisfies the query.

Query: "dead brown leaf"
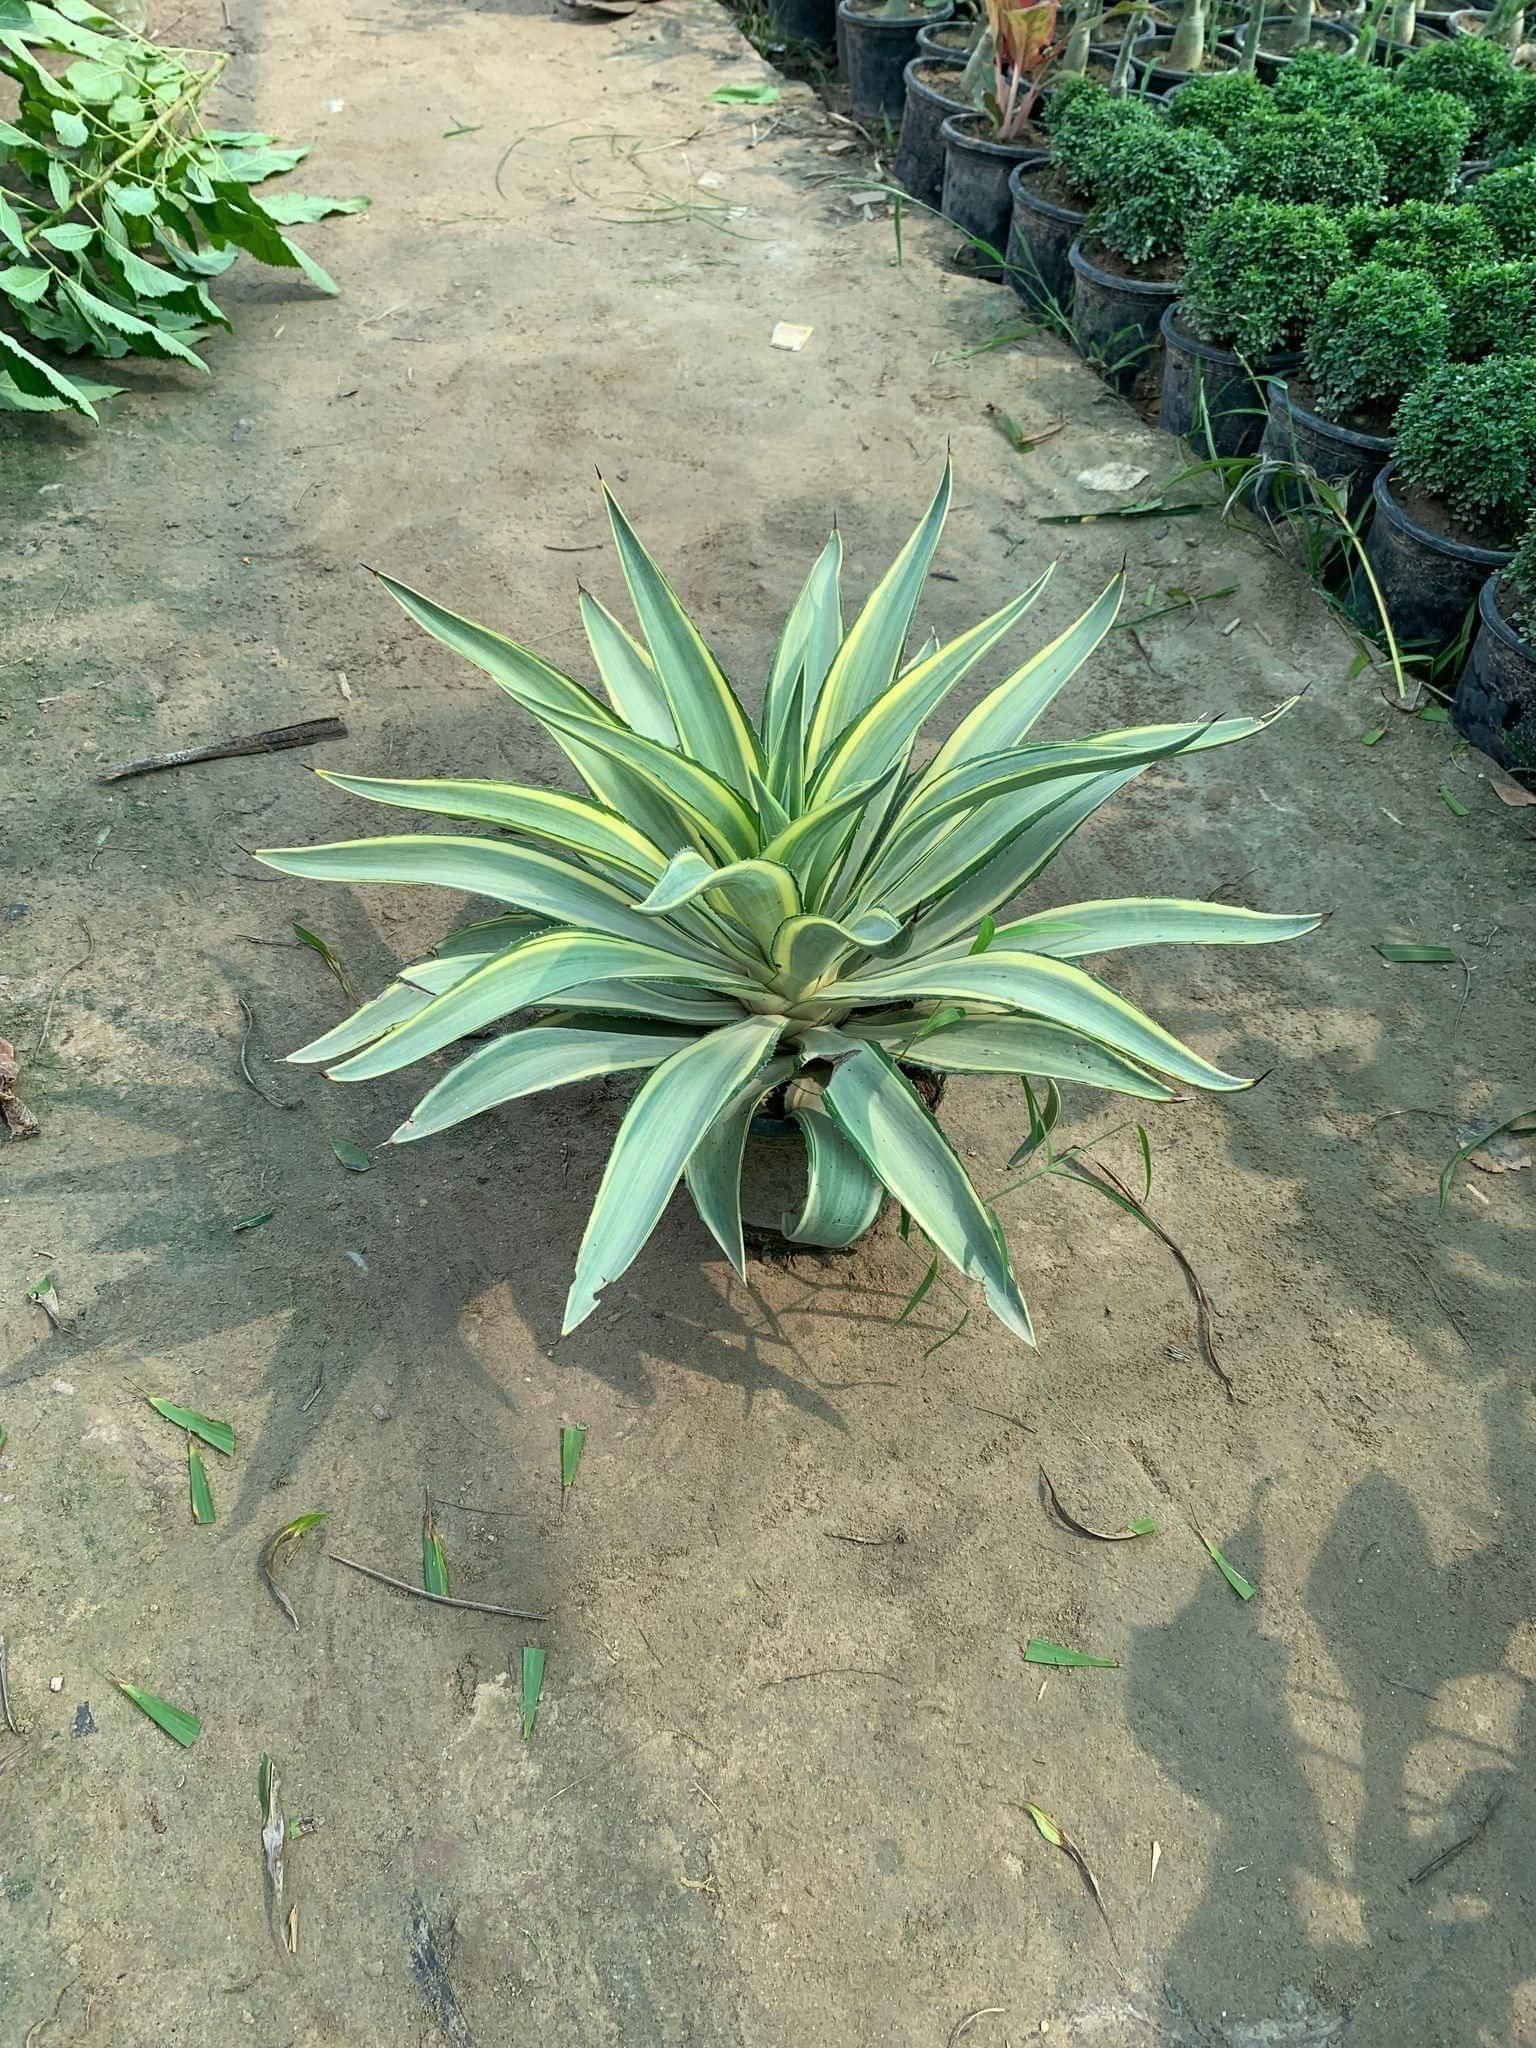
[0,1038,40,1141]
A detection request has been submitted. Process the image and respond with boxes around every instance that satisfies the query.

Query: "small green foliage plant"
[1468,160,1536,259]
[1394,32,1525,154]
[1392,355,1536,544]
[1443,257,1536,360]
[1042,78,1156,201]
[1344,199,1499,283]
[1270,45,1391,118]
[1304,262,1448,420]
[0,0,367,421]
[1501,510,1536,637]
[1231,109,1384,210]
[1180,197,1351,354]
[260,469,1317,1344]
[1086,123,1237,267]
[1363,89,1475,204]
[1167,69,1271,143]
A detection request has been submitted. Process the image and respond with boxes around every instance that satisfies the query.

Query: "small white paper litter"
[1076,463,1149,493]
[770,322,812,351]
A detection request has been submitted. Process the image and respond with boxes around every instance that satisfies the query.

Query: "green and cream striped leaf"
[602,483,762,793]
[920,573,1124,786]
[763,529,843,806]
[966,898,1324,961]
[435,912,547,958]
[810,566,1053,801]
[563,1015,787,1331]
[804,461,952,771]
[817,1038,1034,1344]
[254,835,730,964]
[392,1022,701,1143]
[770,908,902,996]
[845,1013,1174,1098]
[579,589,677,746]
[761,761,903,903]
[684,1055,797,1275]
[822,949,1252,1092]
[289,978,439,1065]
[543,982,750,1025]
[325,932,764,1082]
[782,1085,886,1247]
[638,849,801,948]
[316,772,668,882]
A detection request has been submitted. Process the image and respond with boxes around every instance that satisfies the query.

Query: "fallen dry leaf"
[0,1038,40,1141]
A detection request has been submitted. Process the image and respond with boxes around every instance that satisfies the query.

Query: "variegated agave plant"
[259,466,1317,1344]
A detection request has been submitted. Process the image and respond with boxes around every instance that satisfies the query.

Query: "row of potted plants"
[885,23,1535,774]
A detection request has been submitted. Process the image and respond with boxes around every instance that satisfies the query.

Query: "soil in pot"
[916,14,974,54]
[1068,237,1182,398]
[838,0,956,124]
[1005,157,1089,315]
[1452,573,1536,775]
[1158,305,1300,456]
[894,57,969,207]
[764,0,838,49]
[1136,30,1244,90]
[1255,371,1393,523]
[1253,14,1359,76]
[1351,463,1515,651]
[941,112,1048,277]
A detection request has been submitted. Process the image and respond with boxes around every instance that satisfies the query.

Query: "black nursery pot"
[765,0,837,48]
[1253,14,1358,79]
[1067,237,1180,394]
[941,114,1046,277]
[1452,574,1536,775]
[1158,305,1301,456]
[1255,376,1392,524]
[838,0,956,125]
[1005,158,1086,315]
[1351,463,1515,651]
[895,57,968,206]
[915,14,972,55]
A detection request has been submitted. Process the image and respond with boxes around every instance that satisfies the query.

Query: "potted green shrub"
[1260,262,1447,513]
[1356,355,1536,645]
[1362,89,1476,200]
[1068,122,1238,391]
[260,470,1318,1343]
[1344,197,1500,280]
[1005,79,1158,311]
[1453,509,1536,775]
[1269,42,1393,112]
[1468,158,1536,257]
[1163,197,1351,451]
[839,0,958,124]
[1394,32,1525,156]
[1166,67,1273,140]
[1230,108,1386,208]
[1443,256,1536,356]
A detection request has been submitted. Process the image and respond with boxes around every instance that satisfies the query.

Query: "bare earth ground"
[2,0,1534,2041]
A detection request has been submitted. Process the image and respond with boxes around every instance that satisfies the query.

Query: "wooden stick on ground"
[329,1552,548,1622]
[99,716,347,783]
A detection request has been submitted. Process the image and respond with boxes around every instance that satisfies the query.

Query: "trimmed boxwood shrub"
[1044,84,1159,203]
[1167,70,1272,143]
[1305,263,1448,419]
[1231,110,1384,211]
[1363,90,1475,205]
[1443,258,1536,361]
[1270,46,1394,119]
[1086,124,1237,267]
[1345,200,1500,284]
[1504,510,1536,636]
[1180,197,1351,355]
[1393,355,1536,545]
[1394,35,1525,156]
[1469,160,1536,260]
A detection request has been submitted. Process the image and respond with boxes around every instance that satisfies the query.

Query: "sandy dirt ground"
[2,0,1534,2041]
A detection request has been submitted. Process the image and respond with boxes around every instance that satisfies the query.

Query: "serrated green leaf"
[1202,1536,1255,1600]
[560,1422,587,1494]
[1024,1639,1120,1668]
[258,190,371,225]
[50,106,89,147]
[116,1681,201,1747]
[39,222,92,251]
[188,1439,216,1524]
[147,1398,234,1456]
[521,1645,546,1739]
[47,158,72,209]
[64,54,128,100]
[332,1138,371,1172]
[0,263,52,303]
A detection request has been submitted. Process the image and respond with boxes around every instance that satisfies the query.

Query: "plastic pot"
[895,57,968,206]
[1351,462,1515,651]
[1005,158,1086,315]
[1067,237,1180,394]
[1452,574,1536,775]
[1158,306,1301,455]
[839,0,956,125]
[765,0,837,47]
[1255,375,1392,524]
[1253,14,1359,78]
[940,114,1046,276]
[916,15,974,55]
[1135,29,1243,91]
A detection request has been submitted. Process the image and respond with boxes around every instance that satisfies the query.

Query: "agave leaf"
[579,588,677,746]
[751,769,792,840]
[758,763,901,898]
[922,573,1124,784]
[805,462,953,769]
[563,1016,787,1332]
[684,1055,797,1275]
[965,899,1324,960]
[848,1014,1173,1099]
[392,1023,702,1143]
[826,950,1252,1093]
[770,909,902,994]
[638,850,801,946]
[545,980,748,1025]
[316,772,668,882]
[601,482,762,792]
[819,1038,1034,1344]
[782,1089,886,1246]
[325,933,763,1083]
[288,975,455,1066]
[811,566,1053,801]
[763,530,843,804]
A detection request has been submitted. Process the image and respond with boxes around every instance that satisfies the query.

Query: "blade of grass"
[560,1422,587,1497]
[1439,1106,1536,1213]
[1375,943,1457,964]
[1201,1534,1255,1600]
[1024,1639,1119,1669]
[232,1209,274,1233]
[260,1510,328,1630]
[188,1438,216,1525]
[292,923,361,1001]
[116,1680,201,1747]
[521,1645,546,1739]
[422,1494,450,1598]
[1024,1804,1114,1939]
[1038,1468,1156,1542]
[896,1256,939,1324]
[148,1398,234,1456]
